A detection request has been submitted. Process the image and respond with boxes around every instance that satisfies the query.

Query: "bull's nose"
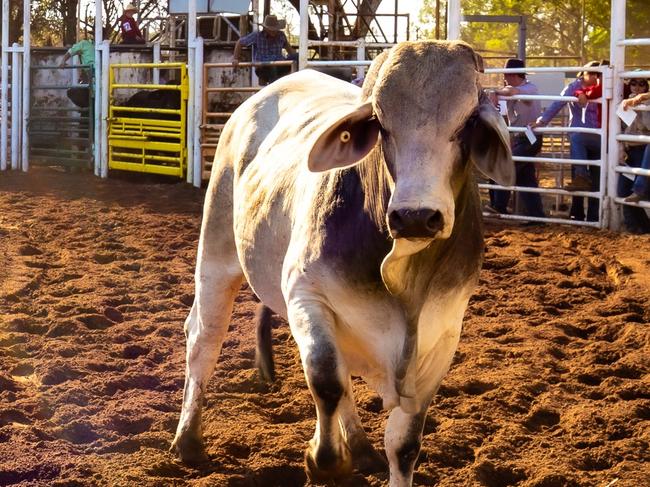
[388,208,444,239]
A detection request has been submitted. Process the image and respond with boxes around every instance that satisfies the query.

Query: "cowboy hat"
[578,60,601,78]
[124,3,138,12]
[262,15,286,31]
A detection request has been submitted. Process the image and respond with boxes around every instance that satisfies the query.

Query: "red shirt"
[120,14,144,44]
[574,83,603,127]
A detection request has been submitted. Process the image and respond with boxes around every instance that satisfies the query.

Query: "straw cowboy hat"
[124,3,138,12]
[262,15,286,31]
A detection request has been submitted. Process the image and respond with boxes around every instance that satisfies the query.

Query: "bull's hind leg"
[286,298,353,482]
[338,380,388,474]
[385,407,428,487]
[171,169,243,464]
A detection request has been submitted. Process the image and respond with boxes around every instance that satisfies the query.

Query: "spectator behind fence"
[533,60,604,222]
[59,28,111,107]
[619,83,650,233]
[487,58,545,221]
[232,15,297,86]
[119,3,145,44]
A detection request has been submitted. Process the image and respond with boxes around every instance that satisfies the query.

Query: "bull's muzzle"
[388,208,444,239]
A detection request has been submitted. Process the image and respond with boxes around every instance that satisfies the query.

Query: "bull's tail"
[255,303,275,382]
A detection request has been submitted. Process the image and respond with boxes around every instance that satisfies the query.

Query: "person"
[119,3,145,44]
[59,36,95,84]
[619,83,650,223]
[487,58,545,220]
[232,15,297,86]
[532,60,604,222]
[59,30,111,107]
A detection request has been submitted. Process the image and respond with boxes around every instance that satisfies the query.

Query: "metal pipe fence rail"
[28,64,94,168]
[607,0,650,230]
[200,60,295,181]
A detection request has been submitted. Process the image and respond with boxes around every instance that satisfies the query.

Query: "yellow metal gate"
[108,63,188,178]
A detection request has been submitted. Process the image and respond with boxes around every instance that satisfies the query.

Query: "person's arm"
[623,92,650,110]
[284,37,296,58]
[494,85,520,96]
[233,32,255,67]
[59,50,72,66]
[532,80,577,127]
[232,39,243,67]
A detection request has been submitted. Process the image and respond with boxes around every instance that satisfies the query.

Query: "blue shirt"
[239,31,288,62]
[539,78,600,128]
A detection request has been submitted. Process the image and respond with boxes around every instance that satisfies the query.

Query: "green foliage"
[419,0,650,66]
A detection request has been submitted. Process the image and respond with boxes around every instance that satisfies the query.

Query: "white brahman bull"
[171,40,514,486]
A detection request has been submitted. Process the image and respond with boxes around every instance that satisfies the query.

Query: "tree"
[418,0,650,66]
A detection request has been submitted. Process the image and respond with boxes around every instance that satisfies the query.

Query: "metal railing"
[481,65,610,228]
[28,64,94,168]
[200,60,295,181]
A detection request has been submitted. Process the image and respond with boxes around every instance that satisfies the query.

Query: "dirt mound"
[0,168,648,486]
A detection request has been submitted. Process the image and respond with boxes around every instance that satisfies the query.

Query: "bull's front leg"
[285,291,353,482]
[385,406,428,487]
[171,247,243,464]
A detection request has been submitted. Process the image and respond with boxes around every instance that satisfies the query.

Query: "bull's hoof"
[304,442,353,484]
[170,433,209,466]
[354,444,387,474]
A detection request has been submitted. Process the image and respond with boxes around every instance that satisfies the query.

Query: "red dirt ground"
[0,168,648,487]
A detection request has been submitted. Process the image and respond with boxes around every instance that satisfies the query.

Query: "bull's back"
[214,71,361,314]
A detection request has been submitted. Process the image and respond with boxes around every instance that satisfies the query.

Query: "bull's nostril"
[426,210,443,233]
[388,210,404,232]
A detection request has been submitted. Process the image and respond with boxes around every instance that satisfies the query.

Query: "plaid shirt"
[239,31,288,62]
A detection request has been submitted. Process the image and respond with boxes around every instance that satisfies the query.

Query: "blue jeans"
[631,144,650,197]
[489,136,545,217]
[619,145,650,233]
[569,132,601,222]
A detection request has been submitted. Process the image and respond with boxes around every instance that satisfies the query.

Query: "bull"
[171,40,514,486]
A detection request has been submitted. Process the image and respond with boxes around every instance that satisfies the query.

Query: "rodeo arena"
[0,0,649,485]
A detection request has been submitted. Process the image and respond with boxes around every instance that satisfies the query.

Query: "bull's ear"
[470,97,515,186]
[308,102,381,172]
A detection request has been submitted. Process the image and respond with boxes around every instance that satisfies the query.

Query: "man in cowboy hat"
[487,58,545,220]
[232,14,297,85]
[119,3,145,44]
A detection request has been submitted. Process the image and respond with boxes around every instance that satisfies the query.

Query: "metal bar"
[483,212,601,228]
[22,0,30,172]
[193,38,204,187]
[31,64,92,69]
[486,66,607,74]
[616,134,650,144]
[203,61,294,68]
[11,45,21,170]
[111,62,186,69]
[613,196,650,209]
[479,182,598,198]
[1,0,9,170]
[616,166,650,177]
[299,0,308,70]
[206,87,261,93]
[447,0,461,40]
[513,156,601,166]
[111,106,182,115]
[509,126,602,135]
[608,0,626,230]
[617,38,650,47]
[111,83,182,90]
[101,40,109,178]
[306,60,373,67]
[619,70,650,78]
[499,94,602,103]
